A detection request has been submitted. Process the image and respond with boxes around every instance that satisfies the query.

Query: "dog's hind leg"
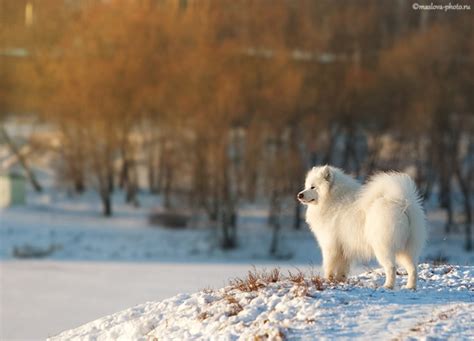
[366,198,401,289]
[373,248,396,289]
[396,252,417,289]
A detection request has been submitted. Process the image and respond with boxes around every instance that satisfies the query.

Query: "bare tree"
[0,126,43,192]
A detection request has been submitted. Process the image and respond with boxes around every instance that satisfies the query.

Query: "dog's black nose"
[298,192,304,199]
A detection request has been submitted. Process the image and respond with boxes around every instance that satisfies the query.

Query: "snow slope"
[1,261,323,340]
[50,264,473,340]
[1,173,473,340]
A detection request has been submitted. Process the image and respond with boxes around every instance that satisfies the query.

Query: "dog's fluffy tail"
[360,172,427,259]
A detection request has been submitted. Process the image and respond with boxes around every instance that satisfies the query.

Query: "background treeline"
[1,0,472,250]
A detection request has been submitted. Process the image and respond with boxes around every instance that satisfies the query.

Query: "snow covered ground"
[0,190,324,263]
[50,264,474,340]
[1,261,321,340]
[1,187,473,340]
[1,189,472,264]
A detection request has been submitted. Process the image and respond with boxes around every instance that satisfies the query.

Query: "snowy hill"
[50,264,473,340]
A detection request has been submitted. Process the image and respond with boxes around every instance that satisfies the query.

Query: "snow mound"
[50,264,473,340]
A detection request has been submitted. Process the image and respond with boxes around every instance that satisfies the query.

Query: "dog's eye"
[310,186,315,190]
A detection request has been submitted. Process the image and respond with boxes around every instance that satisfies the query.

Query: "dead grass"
[197,312,209,321]
[229,268,275,292]
[224,293,240,305]
[253,328,286,341]
[223,293,243,316]
[288,269,309,297]
[264,268,281,283]
[442,266,454,274]
[310,275,325,291]
[200,286,214,294]
[287,269,305,285]
[229,267,328,294]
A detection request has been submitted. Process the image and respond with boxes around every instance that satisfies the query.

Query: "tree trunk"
[148,149,158,194]
[229,211,237,243]
[454,167,472,251]
[98,163,114,217]
[269,192,281,256]
[322,124,339,165]
[220,165,237,249]
[107,170,114,194]
[342,124,360,176]
[119,159,129,190]
[268,185,282,255]
[163,163,173,209]
[125,184,138,206]
[125,164,139,207]
[221,207,237,249]
[1,126,43,192]
[366,134,382,176]
[439,175,453,234]
[157,138,167,194]
[74,177,85,193]
[148,140,160,194]
[269,220,280,255]
[288,123,305,230]
[293,200,301,230]
[245,167,258,202]
[100,189,112,217]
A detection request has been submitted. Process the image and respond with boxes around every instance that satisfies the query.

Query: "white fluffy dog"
[297,165,426,289]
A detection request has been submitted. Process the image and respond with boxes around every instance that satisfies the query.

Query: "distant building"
[0,173,26,208]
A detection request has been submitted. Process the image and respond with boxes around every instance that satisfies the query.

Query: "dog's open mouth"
[299,198,315,204]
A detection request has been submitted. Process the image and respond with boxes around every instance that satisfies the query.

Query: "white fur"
[298,165,427,289]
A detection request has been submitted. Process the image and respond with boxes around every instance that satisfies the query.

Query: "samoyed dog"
[297,165,426,289]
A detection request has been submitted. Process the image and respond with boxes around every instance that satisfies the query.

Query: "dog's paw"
[401,285,417,291]
[382,284,395,290]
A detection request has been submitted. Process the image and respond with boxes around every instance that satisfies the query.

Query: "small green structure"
[0,172,26,208]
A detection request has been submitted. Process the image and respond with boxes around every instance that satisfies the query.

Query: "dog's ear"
[322,165,332,182]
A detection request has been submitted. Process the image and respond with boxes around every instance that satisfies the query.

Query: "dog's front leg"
[322,249,339,280]
[334,258,350,282]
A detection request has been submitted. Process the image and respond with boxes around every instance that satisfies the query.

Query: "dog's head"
[297,165,334,205]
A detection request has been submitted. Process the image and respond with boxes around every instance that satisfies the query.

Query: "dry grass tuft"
[253,328,286,341]
[229,268,267,292]
[287,269,305,285]
[224,294,239,305]
[200,286,214,294]
[288,269,309,297]
[223,293,243,316]
[229,267,327,293]
[197,311,209,321]
[262,268,281,283]
[443,266,454,274]
[310,275,325,291]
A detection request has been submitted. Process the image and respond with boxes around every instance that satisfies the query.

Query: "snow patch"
[50,264,474,340]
